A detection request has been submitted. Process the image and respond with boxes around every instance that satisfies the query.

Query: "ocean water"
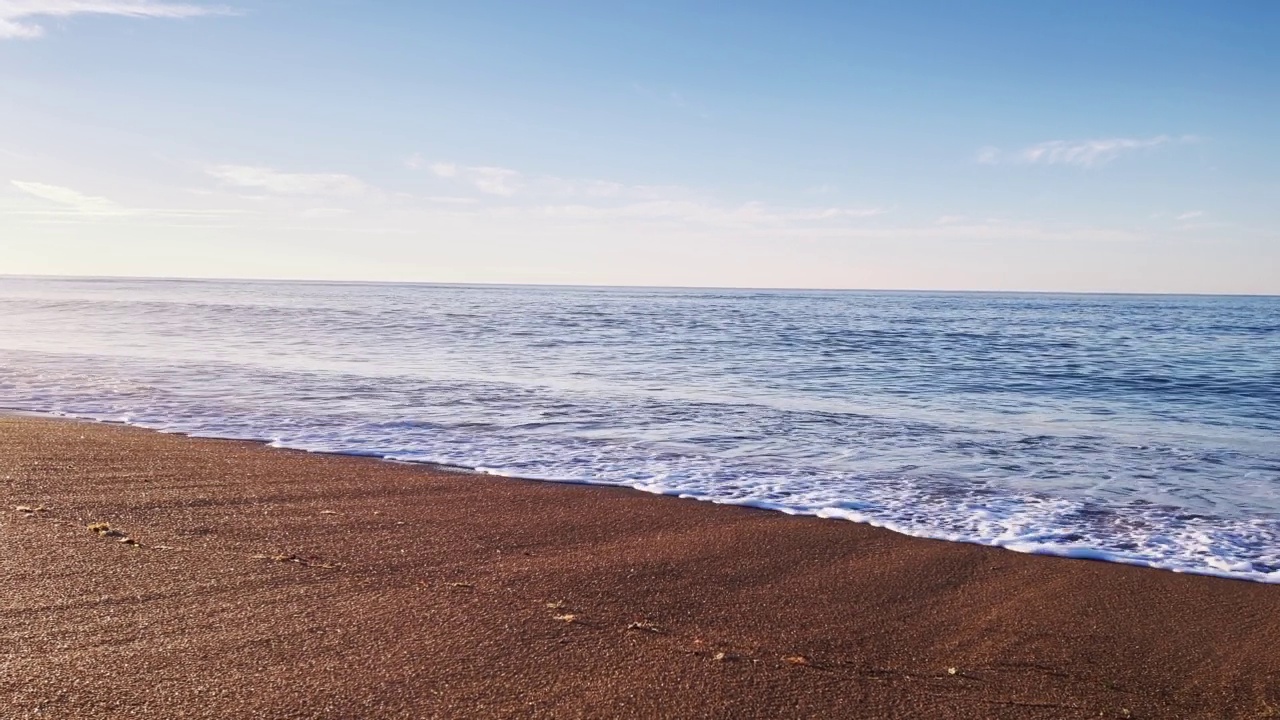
[1,276,1277,582]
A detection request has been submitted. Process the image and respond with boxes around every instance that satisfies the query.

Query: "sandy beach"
[3,413,1279,719]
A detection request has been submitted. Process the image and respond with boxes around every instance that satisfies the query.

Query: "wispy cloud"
[464,166,521,196]
[428,163,522,196]
[0,0,233,40]
[409,158,887,229]
[11,180,132,214]
[526,200,887,229]
[427,162,458,178]
[9,179,240,221]
[206,165,368,197]
[1175,210,1204,221]
[193,156,892,237]
[422,160,677,202]
[979,135,1197,168]
[425,196,479,205]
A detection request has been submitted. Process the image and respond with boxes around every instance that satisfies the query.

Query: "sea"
[1,276,1277,582]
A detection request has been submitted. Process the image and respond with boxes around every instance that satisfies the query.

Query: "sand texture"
[4,415,1279,719]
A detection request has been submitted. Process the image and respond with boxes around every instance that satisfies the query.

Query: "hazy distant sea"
[2,277,1277,582]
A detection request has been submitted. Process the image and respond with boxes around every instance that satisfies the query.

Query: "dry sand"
[3,414,1279,719]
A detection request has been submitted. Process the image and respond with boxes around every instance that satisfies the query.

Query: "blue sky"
[1,1,1276,292]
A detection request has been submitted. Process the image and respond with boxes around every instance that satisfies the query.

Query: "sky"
[0,1,1277,293]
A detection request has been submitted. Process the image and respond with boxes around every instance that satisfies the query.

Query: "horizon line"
[1,272,1276,299]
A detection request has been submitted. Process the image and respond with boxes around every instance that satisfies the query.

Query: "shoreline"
[7,407,1270,586]
[4,414,1280,718]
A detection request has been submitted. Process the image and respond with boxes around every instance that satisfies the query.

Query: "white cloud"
[11,179,132,214]
[579,179,624,198]
[198,156,888,236]
[1021,136,1173,166]
[424,161,678,201]
[980,135,1196,168]
[1175,210,1204,221]
[412,158,888,229]
[425,196,479,205]
[810,207,887,220]
[0,0,232,40]
[424,162,521,196]
[523,199,886,230]
[466,166,521,196]
[298,207,351,219]
[206,165,368,197]
[419,160,524,194]
[9,179,241,222]
[0,17,41,37]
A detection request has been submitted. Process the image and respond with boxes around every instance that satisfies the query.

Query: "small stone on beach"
[87,522,125,537]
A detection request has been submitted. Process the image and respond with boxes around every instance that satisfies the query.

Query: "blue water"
[1,276,1278,581]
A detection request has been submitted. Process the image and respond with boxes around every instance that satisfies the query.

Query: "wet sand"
[3,414,1279,719]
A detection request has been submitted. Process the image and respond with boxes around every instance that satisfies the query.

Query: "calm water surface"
[1,277,1277,581]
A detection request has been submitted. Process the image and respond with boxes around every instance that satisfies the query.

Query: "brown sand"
[3,415,1279,719]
